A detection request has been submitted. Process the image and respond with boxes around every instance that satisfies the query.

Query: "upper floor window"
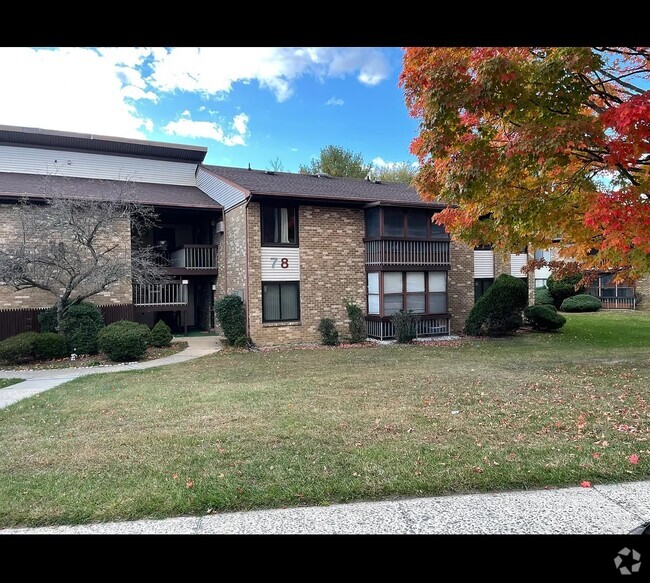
[534,249,552,262]
[261,205,298,246]
[364,207,449,240]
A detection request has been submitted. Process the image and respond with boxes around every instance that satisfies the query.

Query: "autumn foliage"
[400,47,650,282]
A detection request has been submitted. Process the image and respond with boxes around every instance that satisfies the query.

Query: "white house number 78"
[271,257,289,269]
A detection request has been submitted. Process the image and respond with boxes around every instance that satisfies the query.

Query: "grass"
[0,341,188,371]
[0,311,648,528]
[0,378,22,390]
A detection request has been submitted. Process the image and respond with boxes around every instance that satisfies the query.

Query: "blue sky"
[0,47,418,173]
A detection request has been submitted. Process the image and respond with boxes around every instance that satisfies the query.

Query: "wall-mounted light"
[182,279,189,285]
[211,284,216,291]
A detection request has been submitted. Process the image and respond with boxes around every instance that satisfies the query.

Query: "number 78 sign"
[261,247,300,281]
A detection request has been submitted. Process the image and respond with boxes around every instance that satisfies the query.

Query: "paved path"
[2,480,649,534]
[0,335,221,409]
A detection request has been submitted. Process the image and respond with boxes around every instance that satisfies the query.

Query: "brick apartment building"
[0,125,646,345]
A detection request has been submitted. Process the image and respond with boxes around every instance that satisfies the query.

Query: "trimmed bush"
[345,300,366,343]
[318,318,339,346]
[233,335,252,348]
[0,332,40,364]
[33,332,70,360]
[523,305,566,331]
[150,320,173,347]
[560,294,602,312]
[215,294,246,345]
[66,316,100,355]
[534,286,554,307]
[547,274,584,308]
[101,320,151,346]
[465,274,528,336]
[98,321,148,362]
[392,309,418,343]
[38,301,104,333]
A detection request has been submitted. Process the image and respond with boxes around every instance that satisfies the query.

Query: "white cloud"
[290,147,298,152]
[0,47,154,138]
[233,113,249,135]
[325,97,344,106]
[162,111,249,146]
[149,47,391,102]
[372,157,419,170]
[0,47,391,140]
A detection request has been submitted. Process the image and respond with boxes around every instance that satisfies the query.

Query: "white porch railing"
[170,245,217,269]
[366,316,450,340]
[132,282,188,306]
[365,240,450,266]
[599,297,636,310]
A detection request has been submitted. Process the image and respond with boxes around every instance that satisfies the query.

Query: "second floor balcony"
[365,239,450,268]
[169,244,218,270]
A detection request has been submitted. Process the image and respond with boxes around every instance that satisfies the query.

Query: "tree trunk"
[55,297,66,334]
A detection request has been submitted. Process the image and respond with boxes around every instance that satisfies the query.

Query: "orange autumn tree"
[399,47,650,282]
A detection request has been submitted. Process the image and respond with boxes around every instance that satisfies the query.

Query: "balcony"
[133,282,188,307]
[366,315,450,340]
[365,240,450,267]
[170,244,217,270]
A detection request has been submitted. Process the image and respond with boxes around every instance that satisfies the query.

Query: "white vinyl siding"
[510,253,528,278]
[260,247,300,281]
[474,250,494,278]
[0,145,197,185]
[196,166,247,209]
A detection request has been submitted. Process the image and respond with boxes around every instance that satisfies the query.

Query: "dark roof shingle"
[0,172,221,209]
[202,165,442,207]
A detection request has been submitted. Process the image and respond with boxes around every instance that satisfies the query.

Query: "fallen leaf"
[186,480,194,489]
[580,480,592,488]
[592,453,600,459]
[629,454,640,465]
[172,473,178,479]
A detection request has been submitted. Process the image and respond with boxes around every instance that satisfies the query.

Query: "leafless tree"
[0,176,169,331]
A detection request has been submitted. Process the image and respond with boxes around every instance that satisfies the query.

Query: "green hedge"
[98,321,149,362]
[547,274,584,309]
[523,305,566,331]
[0,332,40,364]
[318,318,339,346]
[345,300,366,343]
[150,320,173,347]
[465,274,528,336]
[215,295,246,345]
[560,294,602,312]
[534,287,554,306]
[33,333,70,360]
[392,310,418,343]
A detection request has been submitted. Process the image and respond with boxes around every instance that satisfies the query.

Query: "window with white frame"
[367,271,448,316]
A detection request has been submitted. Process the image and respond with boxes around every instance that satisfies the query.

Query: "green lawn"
[0,311,649,528]
[0,378,22,390]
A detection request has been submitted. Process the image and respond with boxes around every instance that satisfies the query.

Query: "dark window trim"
[262,281,301,323]
[372,270,448,317]
[260,204,299,247]
[365,207,450,241]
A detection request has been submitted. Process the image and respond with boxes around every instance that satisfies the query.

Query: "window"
[262,282,300,322]
[383,272,404,315]
[428,272,447,313]
[535,278,548,288]
[534,249,552,262]
[365,207,380,238]
[407,211,429,238]
[261,206,297,245]
[474,278,494,302]
[367,272,380,315]
[369,271,448,316]
[383,208,404,237]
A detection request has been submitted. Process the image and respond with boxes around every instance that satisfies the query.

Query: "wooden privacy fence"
[0,303,134,341]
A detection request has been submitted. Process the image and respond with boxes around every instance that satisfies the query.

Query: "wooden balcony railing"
[365,240,450,267]
[170,245,217,269]
[132,282,188,306]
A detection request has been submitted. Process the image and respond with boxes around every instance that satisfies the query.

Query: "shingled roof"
[0,172,221,209]
[201,165,444,207]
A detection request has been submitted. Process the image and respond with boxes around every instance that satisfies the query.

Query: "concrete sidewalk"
[2,480,649,534]
[0,335,221,409]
